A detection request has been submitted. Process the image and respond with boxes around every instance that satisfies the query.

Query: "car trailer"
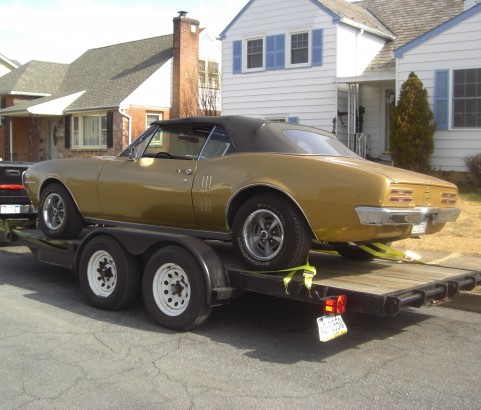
[1,221,480,342]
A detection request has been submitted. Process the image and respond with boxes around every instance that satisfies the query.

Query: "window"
[136,125,211,160]
[146,113,164,146]
[291,32,309,64]
[199,60,220,88]
[72,114,107,148]
[247,38,263,69]
[199,126,235,159]
[453,68,481,128]
[146,113,162,128]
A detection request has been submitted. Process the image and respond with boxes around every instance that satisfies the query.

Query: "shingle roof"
[59,34,173,111]
[0,60,68,94]
[0,34,173,114]
[354,0,465,71]
[317,0,393,37]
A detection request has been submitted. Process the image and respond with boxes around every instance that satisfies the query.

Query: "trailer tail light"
[323,295,347,316]
[0,184,25,191]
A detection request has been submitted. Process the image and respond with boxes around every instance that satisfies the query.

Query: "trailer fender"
[75,227,234,306]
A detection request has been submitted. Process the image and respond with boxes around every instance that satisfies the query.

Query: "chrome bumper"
[355,206,461,226]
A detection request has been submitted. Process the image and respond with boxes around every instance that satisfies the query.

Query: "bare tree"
[178,61,221,117]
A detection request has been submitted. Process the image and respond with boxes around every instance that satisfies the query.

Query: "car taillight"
[389,188,413,203]
[0,184,25,190]
[441,192,457,205]
[323,295,347,316]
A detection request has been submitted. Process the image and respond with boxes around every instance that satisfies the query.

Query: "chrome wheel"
[242,209,284,261]
[42,192,65,231]
[152,263,190,317]
[87,250,118,298]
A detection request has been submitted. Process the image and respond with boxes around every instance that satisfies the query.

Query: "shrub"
[390,72,435,173]
[465,153,481,186]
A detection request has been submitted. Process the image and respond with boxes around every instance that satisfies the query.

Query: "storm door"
[385,90,395,152]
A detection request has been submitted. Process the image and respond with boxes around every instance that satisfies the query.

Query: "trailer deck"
[1,223,480,323]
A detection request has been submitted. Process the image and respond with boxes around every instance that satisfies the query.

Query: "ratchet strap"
[250,259,317,296]
[357,242,424,263]
[261,243,423,297]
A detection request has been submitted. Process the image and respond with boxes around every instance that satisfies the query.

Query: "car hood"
[322,156,456,187]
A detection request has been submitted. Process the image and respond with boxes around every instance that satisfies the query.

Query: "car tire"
[38,182,85,239]
[79,235,140,310]
[142,246,212,331]
[232,193,312,271]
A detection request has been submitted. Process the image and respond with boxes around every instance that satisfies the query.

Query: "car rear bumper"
[355,206,461,226]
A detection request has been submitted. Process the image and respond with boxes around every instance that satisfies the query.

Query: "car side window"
[142,125,211,160]
[199,126,236,160]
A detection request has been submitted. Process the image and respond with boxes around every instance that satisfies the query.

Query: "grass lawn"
[397,190,481,256]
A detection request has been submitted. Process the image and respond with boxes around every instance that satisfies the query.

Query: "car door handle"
[177,169,193,175]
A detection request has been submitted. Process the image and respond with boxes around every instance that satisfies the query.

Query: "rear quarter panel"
[193,153,397,240]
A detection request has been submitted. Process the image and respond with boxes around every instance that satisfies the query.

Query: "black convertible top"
[151,115,334,154]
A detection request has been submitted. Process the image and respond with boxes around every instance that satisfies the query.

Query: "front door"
[96,122,211,229]
[48,121,59,160]
[97,157,197,228]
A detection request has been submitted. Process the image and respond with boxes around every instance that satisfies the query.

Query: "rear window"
[282,129,361,158]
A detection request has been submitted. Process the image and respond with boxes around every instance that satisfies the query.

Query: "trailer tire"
[142,245,212,331]
[38,182,84,239]
[79,235,140,310]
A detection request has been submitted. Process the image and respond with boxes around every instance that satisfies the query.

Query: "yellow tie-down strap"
[357,242,424,263]
[251,243,424,297]
[250,260,317,296]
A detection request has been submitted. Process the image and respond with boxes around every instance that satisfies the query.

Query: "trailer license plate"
[317,315,347,342]
[411,219,428,235]
[1,205,21,214]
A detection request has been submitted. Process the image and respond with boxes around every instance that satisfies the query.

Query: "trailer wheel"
[142,246,212,331]
[79,235,140,310]
[38,182,84,239]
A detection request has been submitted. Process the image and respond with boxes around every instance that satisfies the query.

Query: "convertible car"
[23,116,460,270]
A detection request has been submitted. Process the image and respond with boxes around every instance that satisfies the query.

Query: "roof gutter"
[339,17,395,40]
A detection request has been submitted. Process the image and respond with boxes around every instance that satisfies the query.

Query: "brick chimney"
[171,11,200,119]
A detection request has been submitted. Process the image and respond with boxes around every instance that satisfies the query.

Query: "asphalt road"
[1,245,480,409]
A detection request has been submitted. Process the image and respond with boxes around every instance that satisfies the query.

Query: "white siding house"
[220,0,479,172]
[395,4,481,171]
[221,0,364,130]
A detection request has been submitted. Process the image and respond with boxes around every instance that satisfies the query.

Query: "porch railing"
[347,133,367,158]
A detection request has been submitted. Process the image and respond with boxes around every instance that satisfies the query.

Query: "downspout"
[9,118,13,161]
[118,108,132,145]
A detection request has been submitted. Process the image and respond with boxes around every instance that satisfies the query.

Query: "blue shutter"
[266,34,285,70]
[287,116,299,124]
[233,40,242,74]
[435,70,449,129]
[312,29,323,66]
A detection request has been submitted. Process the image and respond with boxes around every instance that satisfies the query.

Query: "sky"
[0,0,242,65]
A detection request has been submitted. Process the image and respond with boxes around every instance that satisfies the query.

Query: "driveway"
[1,245,480,409]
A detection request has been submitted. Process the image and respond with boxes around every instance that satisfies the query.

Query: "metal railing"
[347,133,367,158]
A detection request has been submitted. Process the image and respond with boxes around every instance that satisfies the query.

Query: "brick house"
[0,12,220,162]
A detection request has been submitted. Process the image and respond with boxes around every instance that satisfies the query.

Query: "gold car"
[23,116,460,270]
